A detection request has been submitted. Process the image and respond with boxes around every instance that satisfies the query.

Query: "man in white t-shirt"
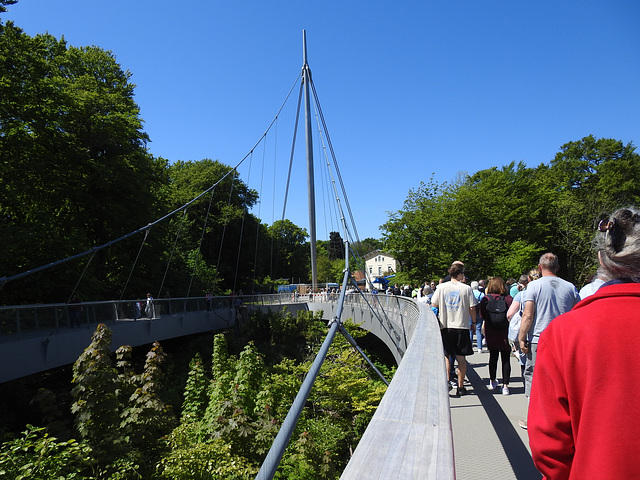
[431,262,478,396]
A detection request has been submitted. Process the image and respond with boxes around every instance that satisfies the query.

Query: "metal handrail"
[0,294,290,339]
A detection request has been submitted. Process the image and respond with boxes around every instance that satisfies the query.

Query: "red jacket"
[529,283,640,480]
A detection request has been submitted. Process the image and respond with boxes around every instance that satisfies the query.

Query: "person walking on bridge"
[146,292,154,319]
[431,262,478,397]
[518,252,579,429]
[529,208,640,479]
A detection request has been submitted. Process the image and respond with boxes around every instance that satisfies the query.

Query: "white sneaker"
[487,379,499,390]
[502,386,510,395]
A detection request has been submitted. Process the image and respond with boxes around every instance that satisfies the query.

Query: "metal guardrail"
[0,294,295,340]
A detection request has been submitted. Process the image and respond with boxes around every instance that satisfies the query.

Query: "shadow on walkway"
[466,366,541,480]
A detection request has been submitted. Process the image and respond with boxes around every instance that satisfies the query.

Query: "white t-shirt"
[431,280,477,330]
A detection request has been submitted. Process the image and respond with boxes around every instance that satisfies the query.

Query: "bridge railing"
[339,299,454,479]
[0,293,305,340]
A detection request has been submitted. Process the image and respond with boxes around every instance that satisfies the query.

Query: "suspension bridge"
[0,31,540,479]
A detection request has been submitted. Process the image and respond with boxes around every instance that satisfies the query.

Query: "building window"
[369,267,372,274]
[378,266,382,275]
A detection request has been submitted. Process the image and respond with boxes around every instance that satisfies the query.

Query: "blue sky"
[4,1,640,241]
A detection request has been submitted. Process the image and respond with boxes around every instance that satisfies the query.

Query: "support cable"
[65,250,97,306]
[310,79,362,244]
[120,228,151,301]
[307,96,396,376]
[252,138,268,293]
[217,171,236,269]
[281,81,304,222]
[338,323,389,386]
[233,152,253,293]
[158,208,188,299]
[186,186,217,298]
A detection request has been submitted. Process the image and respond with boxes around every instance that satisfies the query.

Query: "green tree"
[120,341,177,452]
[71,324,121,462]
[351,237,384,257]
[328,231,344,260]
[268,219,310,283]
[382,137,639,285]
[544,135,640,284]
[71,324,176,476]
[0,23,167,304]
[181,353,209,423]
[163,159,265,296]
[0,1,17,15]
[0,425,95,480]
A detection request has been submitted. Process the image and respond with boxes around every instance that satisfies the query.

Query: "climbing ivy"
[181,353,209,423]
[70,324,177,477]
[70,323,121,462]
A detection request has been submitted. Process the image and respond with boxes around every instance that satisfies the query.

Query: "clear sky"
[4,1,639,241]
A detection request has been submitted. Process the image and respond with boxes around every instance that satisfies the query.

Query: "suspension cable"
[310,78,362,244]
[186,186,217,298]
[233,152,253,293]
[120,228,151,301]
[252,137,268,293]
[217,171,236,270]
[65,249,97,305]
[281,81,304,223]
[158,208,188,299]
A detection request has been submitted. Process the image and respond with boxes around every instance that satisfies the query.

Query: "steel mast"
[302,30,318,292]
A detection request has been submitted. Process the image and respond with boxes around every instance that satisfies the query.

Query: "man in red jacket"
[529,207,640,479]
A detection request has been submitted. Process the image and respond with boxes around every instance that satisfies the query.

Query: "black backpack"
[485,294,508,329]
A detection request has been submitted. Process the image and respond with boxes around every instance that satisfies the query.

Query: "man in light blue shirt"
[518,253,580,429]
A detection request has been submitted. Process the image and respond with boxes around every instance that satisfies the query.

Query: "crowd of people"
[418,206,640,479]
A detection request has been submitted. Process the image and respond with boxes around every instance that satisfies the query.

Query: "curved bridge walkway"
[0,293,540,479]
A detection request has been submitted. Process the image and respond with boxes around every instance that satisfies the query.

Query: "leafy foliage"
[268,219,310,283]
[71,324,121,461]
[155,314,389,479]
[383,137,640,286]
[71,324,176,476]
[157,424,258,480]
[0,425,95,480]
[181,353,209,423]
[0,22,168,304]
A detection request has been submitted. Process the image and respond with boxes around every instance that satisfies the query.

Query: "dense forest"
[0,18,381,306]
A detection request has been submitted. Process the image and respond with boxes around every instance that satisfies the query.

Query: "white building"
[364,250,396,278]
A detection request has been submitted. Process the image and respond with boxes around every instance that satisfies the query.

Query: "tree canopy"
[382,136,640,286]
[0,22,168,303]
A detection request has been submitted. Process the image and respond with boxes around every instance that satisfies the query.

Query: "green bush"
[0,425,95,479]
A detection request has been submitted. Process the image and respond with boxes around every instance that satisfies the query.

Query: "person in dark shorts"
[431,262,478,396]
